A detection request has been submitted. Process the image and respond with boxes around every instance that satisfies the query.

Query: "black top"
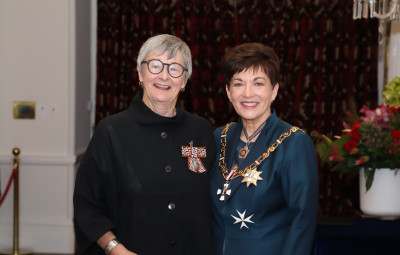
[73,91,216,255]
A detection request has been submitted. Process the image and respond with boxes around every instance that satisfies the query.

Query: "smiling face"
[226,67,279,126]
[137,50,187,116]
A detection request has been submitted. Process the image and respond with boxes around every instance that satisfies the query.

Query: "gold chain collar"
[219,122,301,181]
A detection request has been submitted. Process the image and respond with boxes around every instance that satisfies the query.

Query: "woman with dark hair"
[210,43,318,255]
[74,34,216,255]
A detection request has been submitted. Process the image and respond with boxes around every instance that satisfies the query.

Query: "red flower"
[329,154,343,162]
[349,131,361,141]
[344,140,358,152]
[388,106,400,113]
[351,122,361,131]
[328,147,343,162]
[390,130,400,140]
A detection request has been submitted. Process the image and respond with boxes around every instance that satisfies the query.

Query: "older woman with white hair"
[73,34,216,255]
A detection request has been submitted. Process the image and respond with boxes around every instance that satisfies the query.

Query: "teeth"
[155,84,170,89]
[243,102,257,106]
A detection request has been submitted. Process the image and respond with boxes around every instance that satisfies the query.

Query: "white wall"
[388,22,400,81]
[0,0,93,253]
[0,1,71,155]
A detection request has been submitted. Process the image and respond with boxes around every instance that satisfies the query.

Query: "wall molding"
[0,153,84,165]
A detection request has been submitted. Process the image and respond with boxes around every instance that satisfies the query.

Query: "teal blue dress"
[210,109,319,255]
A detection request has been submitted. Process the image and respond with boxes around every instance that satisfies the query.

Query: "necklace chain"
[243,120,267,144]
[219,123,300,182]
[239,120,267,158]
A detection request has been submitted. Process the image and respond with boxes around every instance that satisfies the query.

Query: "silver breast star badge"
[231,209,255,229]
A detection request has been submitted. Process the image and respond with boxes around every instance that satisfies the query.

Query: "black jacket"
[73,91,216,255]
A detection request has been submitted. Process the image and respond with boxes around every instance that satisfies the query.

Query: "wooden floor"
[1,252,74,255]
[1,253,73,255]
[34,254,74,255]
[0,248,75,255]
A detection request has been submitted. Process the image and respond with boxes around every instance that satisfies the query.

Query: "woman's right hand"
[97,231,138,255]
[109,244,138,255]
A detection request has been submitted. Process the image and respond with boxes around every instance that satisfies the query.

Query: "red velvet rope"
[0,167,17,207]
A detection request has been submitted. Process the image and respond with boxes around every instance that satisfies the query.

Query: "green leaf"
[364,168,376,191]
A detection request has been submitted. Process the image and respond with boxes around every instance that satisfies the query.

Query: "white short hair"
[137,34,192,82]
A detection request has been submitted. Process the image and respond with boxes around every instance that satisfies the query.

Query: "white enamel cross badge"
[231,209,255,229]
[217,183,231,201]
[217,165,239,201]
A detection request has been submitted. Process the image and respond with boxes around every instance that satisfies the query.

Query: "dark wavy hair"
[221,43,280,86]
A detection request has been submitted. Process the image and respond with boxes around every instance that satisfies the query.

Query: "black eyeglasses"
[141,59,188,78]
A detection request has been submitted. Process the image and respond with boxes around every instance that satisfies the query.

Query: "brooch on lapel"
[182,140,207,173]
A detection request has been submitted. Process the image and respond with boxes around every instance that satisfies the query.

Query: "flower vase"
[359,168,400,217]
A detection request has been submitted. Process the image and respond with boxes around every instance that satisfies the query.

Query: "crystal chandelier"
[353,1,400,104]
[353,0,399,44]
[353,0,399,20]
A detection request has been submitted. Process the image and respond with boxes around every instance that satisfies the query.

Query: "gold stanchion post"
[0,148,32,255]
